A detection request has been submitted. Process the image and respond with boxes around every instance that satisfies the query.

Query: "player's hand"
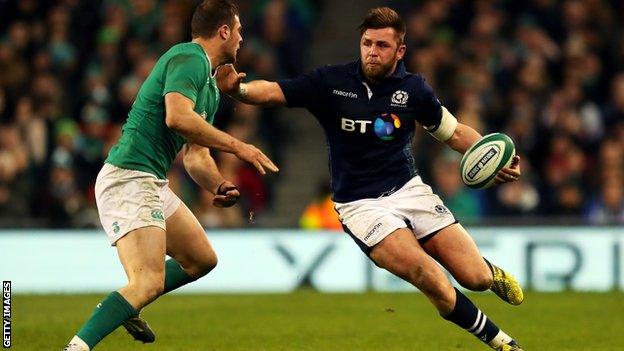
[493,155,521,185]
[216,64,246,95]
[234,142,279,175]
[212,180,240,208]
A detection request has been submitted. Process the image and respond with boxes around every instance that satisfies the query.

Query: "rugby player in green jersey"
[63,1,277,350]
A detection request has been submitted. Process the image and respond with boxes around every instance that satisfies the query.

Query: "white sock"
[488,330,513,348]
[69,335,90,351]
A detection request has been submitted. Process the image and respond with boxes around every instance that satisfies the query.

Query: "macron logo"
[333,89,358,99]
[364,222,383,241]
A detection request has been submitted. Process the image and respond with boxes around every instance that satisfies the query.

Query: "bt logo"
[340,113,401,140]
[374,113,401,140]
[341,118,371,133]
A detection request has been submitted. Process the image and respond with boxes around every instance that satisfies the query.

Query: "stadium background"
[1,0,623,228]
[1,0,623,350]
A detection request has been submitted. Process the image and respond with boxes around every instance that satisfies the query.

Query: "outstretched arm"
[165,92,278,175]
[443,121,521,184]
[422,106,478,153]
[445,122,482,154]
[183,143,240,208]
[425,107,521,185]
[216,64,286,106]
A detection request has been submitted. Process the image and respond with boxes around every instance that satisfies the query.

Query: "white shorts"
[335,176,456,254]
[95,163,182,245]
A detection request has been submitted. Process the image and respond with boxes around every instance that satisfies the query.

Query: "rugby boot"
[122,316,156,343]
[485,258,524,305]
[495,340,524,351]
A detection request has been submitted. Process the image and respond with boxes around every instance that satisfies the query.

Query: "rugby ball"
[460,133,515,189]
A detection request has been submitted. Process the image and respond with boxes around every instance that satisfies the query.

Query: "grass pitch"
[13,291,624,350]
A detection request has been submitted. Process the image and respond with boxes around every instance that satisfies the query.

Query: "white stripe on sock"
[474,313,488,335]
[467,310,482,332]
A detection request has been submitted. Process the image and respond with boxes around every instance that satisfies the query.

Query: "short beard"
[223,51,236,65]
[362,60,396,82]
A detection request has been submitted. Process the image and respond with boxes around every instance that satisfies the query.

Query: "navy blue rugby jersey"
[277,60,443,202]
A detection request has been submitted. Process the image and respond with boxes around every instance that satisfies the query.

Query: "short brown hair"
[358,7,406,44]
[191,0,239,38]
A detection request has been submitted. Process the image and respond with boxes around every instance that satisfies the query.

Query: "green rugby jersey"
[106,42,220,179]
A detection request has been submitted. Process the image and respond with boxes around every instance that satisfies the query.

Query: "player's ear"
[396,43,407,60]
[218,25,230,41]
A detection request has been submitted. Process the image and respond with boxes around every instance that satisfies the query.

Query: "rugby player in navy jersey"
[218,7,523,351]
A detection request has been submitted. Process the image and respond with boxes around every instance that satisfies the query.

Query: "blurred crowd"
[0,0,317,228]
[0,0,622,228]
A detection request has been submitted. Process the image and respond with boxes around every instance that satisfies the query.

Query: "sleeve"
[414,78,443,128]
[276,67,326,109]
[162,54,207,104]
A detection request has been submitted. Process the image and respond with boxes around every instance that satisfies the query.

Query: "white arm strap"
[425,106,458,142]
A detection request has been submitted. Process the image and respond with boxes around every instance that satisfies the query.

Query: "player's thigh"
[335,196,408,250]
[95,164,169,244]
[165,202,217,276]
[421,223,491,289]
[370,228,455,311]
[393,176,457,241]
[116,225,167,284]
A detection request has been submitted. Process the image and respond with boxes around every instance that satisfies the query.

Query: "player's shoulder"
[167,42,205,56]
[402,71,429,89]
[401,71,435,100]
[307,61,361,88]
[165,43,208,67]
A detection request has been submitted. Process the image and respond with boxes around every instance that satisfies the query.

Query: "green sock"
[163,258,195,294]
[77,291,138,349]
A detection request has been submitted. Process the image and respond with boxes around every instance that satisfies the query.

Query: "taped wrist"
[425,106,458,142]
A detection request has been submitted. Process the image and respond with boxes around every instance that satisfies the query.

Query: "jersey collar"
[191,41,217,78]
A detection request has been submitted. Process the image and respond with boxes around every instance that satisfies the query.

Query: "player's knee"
[184,252,218,278]
[459,271,493,292]
[133,274,165,302]
[406,264,426,285]
[393,261,428,288]
[195,253,218,277]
